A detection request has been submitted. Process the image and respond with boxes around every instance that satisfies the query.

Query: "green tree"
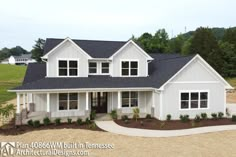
[189,27,224,74]
[136,33,153,53]
[167,34,185,53]
[150,29,169,53]
[31,38,45,62]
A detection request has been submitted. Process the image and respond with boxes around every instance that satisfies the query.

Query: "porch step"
[95,114,112,121]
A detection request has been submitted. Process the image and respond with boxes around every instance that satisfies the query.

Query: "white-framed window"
[58,59,78,76]
[59,93,78,110]
[121,60,138,76]
[101,62,109,74]
[121,91,138,107]
[180,91,208,110]
[89,62,97,74]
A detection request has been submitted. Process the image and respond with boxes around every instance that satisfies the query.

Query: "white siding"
[33,94,46,111]
[47,40,89,77]
[112,43,148,77]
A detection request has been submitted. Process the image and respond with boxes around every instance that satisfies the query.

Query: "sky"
[0,0,236,51]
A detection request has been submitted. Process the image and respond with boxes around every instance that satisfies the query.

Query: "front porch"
[15,89,157,125]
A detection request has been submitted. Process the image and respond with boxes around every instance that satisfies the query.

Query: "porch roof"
[11,54,195,92]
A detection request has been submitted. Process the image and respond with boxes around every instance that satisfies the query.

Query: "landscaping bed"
[115,118,236,130]
[0,121,103,136]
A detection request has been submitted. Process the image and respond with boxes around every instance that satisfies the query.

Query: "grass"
[0,64,26,104]
[226,77,236,88]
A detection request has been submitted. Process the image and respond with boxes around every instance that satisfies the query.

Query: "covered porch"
[15,88,157,125]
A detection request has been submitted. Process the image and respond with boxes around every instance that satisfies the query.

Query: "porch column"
[118,91,121,109]
[23,93,26,109]
[86,92,89,110]
[16,93,20,113]
[46,93,50,112]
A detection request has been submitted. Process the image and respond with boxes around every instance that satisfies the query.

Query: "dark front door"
[91,92,107,113]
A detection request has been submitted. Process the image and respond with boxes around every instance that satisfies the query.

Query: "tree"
[31,38,45,62]
[167,34,185,53]
[136,33,153,53]
[150,29,169,53]
[189,27,224,74]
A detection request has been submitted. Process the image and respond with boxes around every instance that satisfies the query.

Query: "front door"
[91,92,107,113]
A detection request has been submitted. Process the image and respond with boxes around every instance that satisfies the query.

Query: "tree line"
[132,27,236,77]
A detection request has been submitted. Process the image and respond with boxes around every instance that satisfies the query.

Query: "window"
[59,93,78,110]
[58,60,78,76]
[89,62,97,74]
[121,61,138,76]
[121,91,138,107]
[180,91,208,109]
[101,62,109,74]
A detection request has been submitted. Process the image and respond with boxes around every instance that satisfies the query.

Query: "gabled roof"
[11,54,195,91]
[43,38,127,58]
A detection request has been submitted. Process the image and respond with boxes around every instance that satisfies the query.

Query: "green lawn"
[226,77,236,88]
[0,64,26,104]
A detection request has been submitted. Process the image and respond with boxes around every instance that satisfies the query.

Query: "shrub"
[88,122,96,129]
[121,115,129,121]
[201,113,207,120]
[140,120,144,126]
[54,118,61,125]
[110,110,118,120]
[226,108,230,116]
[232,115,236,122]
[146,114,152,119]
[90,110,96,120]
[166,114,171,121]
[67,118,72,124]
[43,117,50,126]
[85,118,91,125]
[194,115,201,123]
[76,118,83,125]
[218,112,224,119]
[211,113,218,120]
[27,119,33,126]
[133,108,140,121]
[180,114,190,122]
[160,122,165,128]
[33,120,40,128]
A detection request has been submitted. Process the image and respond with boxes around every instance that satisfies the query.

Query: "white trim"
[179,90,210,110]
[118,91,121,109]
[159,91,163,120]
[152,91,155,108]
[169,81,220,84]
[23,93,26,109]
[46,61,49,77]
[57,58,80,77]
[224,89,226,116]
[46,93,50,112]
[100,62,110,75]
[9,87,156,93]
[109,40,153,60]
[159,54,233,90]
[86,92,89,110]
[88,61,98,75]
[41,37,92,59]
[120,59,139,77]
[16,93,20,114]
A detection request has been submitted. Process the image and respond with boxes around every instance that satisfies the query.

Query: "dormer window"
[101,62,109,74]
[121,60,138,76]
[89,62,97,74]
[58,59,78,76]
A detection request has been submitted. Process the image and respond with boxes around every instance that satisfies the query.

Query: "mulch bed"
[115,118,236,130]
[0,121,103,136]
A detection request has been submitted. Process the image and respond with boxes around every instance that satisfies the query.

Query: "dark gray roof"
[44,38,127,58]
[13,54,195,90]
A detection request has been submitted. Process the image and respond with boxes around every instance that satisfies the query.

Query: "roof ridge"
[157,54,195,61]
[46,38,127,43]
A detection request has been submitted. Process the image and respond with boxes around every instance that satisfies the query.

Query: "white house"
[9,37,233,125]
[1,54,36,65]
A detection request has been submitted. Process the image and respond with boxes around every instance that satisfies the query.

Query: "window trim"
[179,90,209,110]
[88,62,98,74]
[100,62,110,74]
[121,91,139,108]
[57,93,79,111]
[120,59,139,77]
[57,58,79,77]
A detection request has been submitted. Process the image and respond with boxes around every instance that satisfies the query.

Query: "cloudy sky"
[0,0,235,50]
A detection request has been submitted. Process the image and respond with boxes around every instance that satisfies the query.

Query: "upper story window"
[58,60,78,76]
[101,62,109,74]
[180,91,208,110]
[121,61,138,76]
[89,62,97,74]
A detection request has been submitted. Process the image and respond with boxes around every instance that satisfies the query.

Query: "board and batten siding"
[112,43,148,77]
[47,40,89,77]
[160,58,226,120]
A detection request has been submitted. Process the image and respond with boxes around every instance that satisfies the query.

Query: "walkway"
[95,120,236,137]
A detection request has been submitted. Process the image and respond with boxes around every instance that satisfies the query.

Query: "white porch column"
[23,93,26,109]
[86,92,89,110]
[46,93,50,112]
[152,91,155,108]
[16,93,20,113]
[118,91,121,109]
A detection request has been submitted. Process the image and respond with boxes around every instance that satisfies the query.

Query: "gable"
[160,55,233,89]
